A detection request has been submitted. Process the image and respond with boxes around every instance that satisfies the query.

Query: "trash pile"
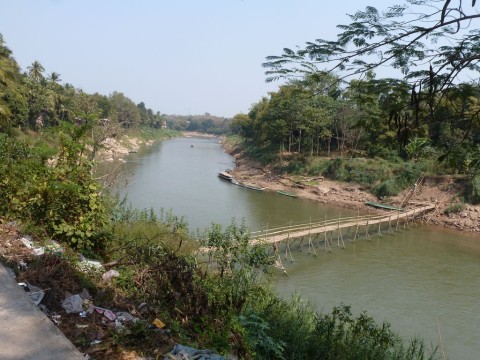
[1,224,233,359]
[0,228,172,357]
[163,344,226,360]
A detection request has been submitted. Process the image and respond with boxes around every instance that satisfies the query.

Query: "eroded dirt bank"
[224,142,480,233]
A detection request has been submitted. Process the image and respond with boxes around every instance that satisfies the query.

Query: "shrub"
[464,175,480,204]
[0,128,108,253]
[242,293,438,360]
[372,180,401,197]
[444,203,465,215]
[325,158,347,179]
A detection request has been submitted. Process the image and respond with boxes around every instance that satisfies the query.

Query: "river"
[120,136,480,359]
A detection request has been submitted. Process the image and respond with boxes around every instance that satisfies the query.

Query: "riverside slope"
[223,140,480,233]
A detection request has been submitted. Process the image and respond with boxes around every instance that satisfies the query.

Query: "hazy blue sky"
[1,0,389,117]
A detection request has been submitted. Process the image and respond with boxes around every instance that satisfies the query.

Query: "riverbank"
[223,140,480,233]
[96,129,179,161]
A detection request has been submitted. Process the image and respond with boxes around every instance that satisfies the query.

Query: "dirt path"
[225,143,480,233]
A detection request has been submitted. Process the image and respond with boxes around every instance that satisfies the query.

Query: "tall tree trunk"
[310,136,314,157]
[298,129,302,153]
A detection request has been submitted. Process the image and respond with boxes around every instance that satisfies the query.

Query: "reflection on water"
[119,137,352,231]
[121,137,480,359]
[274,227,480,359]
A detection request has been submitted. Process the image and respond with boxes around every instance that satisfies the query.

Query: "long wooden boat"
[218,171,234,181]
[242,183,265,191]
[277,190,298,198]
[365,201,404,211]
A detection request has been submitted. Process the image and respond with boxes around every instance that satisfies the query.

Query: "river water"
[120,137,480,359]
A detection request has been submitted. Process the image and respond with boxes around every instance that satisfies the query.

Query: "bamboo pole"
[309,217,317,255]
[324,216,329,252]
[337,219,345,248]
[365,214,371,240]
[353,211,360,242]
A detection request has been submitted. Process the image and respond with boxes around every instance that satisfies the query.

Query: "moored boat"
[242,184,265,191]
[218,171,234,181]
[276,190,298,198]
[365,201,404,211]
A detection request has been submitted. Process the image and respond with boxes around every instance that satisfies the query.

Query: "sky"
[1,0,389,118]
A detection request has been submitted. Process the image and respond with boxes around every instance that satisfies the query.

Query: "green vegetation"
[165,113,231,135]
[0,11,452,358]
[229,75,479,200]
[229,1,480,203]
[444,203,465,215]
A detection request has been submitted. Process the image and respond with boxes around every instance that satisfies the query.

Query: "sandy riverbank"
[96,136,155,162]
[223,141,480,233]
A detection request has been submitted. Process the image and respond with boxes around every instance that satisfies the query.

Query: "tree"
[47,72,61,84]
[108,92,141,128]
[263,1,480,131]
[27,60,45,82]
[0,34,21,130]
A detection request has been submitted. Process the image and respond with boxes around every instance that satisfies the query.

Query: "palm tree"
[27,60,45,82]
[48,72,61,84]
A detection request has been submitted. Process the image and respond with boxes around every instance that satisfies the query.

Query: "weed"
[444,203,465,215]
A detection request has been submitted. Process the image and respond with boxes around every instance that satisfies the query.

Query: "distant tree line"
[0,33,165,133]
[166,113,231,135]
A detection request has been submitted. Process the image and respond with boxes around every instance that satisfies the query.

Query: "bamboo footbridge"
[248,203,436,270]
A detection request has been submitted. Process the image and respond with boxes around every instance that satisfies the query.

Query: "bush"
[372,180,401,197]
[464,175,480,204]
[0,129,108,253]
[444,203,465,215]
[242,293,438,360]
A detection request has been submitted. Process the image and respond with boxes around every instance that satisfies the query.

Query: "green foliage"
[199,221,273,319]
[239,313,286,359]
[373,180,401,198]
[464,175,480,204]
[0,127,108,253]
[405,138,431,161]
[443,203,465,215]
[242,292,437,360]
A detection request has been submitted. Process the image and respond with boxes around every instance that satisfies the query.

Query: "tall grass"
[242,292,439,360]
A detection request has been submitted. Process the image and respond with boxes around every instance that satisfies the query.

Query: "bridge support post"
[353,211,360,242]
[388,215,393,234]
[308,217,317,255]
[314,233,321,248]
[285,220,294,262]
[404,210,410,229]
[337,219,345,248]
[365,215,371,240]
[323,216,332,252]
[273,242,286,274]
[396,212,400,231]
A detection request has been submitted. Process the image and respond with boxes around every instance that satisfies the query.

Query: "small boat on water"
[365,201,404,211]
[218,171,234,181]
[277,190,298,198]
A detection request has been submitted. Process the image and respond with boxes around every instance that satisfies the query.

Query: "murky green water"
[121,137,480,359]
